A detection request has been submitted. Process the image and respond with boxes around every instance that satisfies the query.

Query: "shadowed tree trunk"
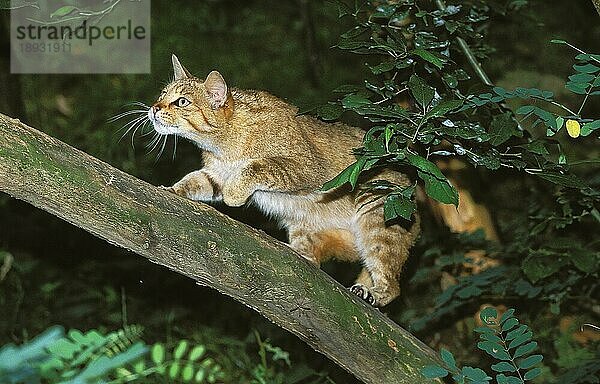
[0,112,441,384]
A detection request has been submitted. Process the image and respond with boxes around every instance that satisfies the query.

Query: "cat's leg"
[351,193,420,307]
[221,157,320,207]
[165,170,220,202]
[288,226,359,266]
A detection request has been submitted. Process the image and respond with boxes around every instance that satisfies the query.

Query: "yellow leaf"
[566,119,580,138]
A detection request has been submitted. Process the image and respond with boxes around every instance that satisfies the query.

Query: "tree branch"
[0,113,440,384]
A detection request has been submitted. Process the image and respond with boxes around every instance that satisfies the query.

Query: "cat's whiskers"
[109,101,153,150]
[145,132,161,151]
[117,115,148,148]
[172,135,178,161]
[129,119,153,149]
[156,134,169,162]
[108,109,148,124]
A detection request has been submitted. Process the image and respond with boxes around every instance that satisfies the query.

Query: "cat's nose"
[151,104,160,114]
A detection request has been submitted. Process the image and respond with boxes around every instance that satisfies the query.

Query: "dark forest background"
[0,1,599,383]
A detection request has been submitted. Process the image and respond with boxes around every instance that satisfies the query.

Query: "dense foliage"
[315,1,599,382]
[1,1,599,383]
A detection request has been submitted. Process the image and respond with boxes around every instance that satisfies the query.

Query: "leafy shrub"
[0,325,222,383]
[422,307,544,383]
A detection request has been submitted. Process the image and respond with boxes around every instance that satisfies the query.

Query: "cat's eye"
[173,97,191,107]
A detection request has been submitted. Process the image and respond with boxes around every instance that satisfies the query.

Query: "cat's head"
[148,54,233,141]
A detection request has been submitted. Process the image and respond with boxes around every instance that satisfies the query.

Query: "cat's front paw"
[222,185,250,207]
[349,283,376,306]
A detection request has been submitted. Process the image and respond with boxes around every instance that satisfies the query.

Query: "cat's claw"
[349,283,376,306]
[158,185,176,194]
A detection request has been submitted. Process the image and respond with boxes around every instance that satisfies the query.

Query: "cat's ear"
[204,71,228,109]
[172,54,192,80]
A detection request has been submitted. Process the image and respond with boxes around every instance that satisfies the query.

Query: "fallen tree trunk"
[0,112,440,384]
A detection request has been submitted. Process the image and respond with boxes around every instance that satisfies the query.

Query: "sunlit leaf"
[566,119,581,138]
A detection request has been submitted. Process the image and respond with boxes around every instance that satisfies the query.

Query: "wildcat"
[146,54,419,306]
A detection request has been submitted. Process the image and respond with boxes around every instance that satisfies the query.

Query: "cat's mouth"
[147,108,178,135]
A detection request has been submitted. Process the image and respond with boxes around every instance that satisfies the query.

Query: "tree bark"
[0,112,440,384]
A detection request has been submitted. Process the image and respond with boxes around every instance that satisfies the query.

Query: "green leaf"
[535,172,587,189]
[506,324,528,340]
[566,81,588,95]
[407,153,458,206]
[169,362,181,379]
[514,342,537,358]
[497,374,524,384]
[518,354,543,370]
[501,318,519,332]
[480,333,502,343]
[133,360,145,374]
[573,63,600,74]
[555,116,565,132]
[421,364,449,379]
[384,191,416,221]
[478,341,511,360]
[182,364,194,382]
[489,113,521,145]
[442,73,458,88]
[461,366,492,381]
[523,367,542,381]
[47,339,79,360]
[408,74,435,108]
[152,344,165,364]
[189,345,206,361]
[368,60,396,74]
[479,307,498,325]
[581,120,600,136]
[321,162,356,191]
[316,103,343,121]
[522,251,566,283]
[75,343,147,382]
[474,326,496,334]
[50,5,77,18]
[424,99,463,120]
[349,157,368,188]
[571,250,599,273]
[491,362,516,373]
[508,331,533,350]
[341,94,370,108]
[413,48,445,69]
[440,348,457,370]
[500,308,516,324]
[569,73,595,83]
[516,105,535,115]
[333,84,362,94]
[174,340,189,360]
[194,368,206,382]
[419,168,458,206]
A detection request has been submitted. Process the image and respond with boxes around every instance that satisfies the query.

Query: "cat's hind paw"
[349,283,376,306]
